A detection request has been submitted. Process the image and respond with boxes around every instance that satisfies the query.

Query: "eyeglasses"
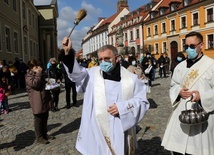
[184,42,202,50]
[98,56,117,63]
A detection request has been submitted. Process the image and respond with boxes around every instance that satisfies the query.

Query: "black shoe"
[73,103,78,107]
[51,108,56,112]
[55,107,60,111]
[135,125,142,134]
[66,105,71,109]
[37,138,50,144]
[44,135,56,140]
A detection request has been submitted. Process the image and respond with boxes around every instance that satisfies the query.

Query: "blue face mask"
[99,61,114,73]
[177,57,182,62]
[186,47,198,59]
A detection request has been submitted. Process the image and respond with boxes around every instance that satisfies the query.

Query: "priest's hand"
[107,104,119,116]
[191,90,200,102]
[179,87,192,99]
[62,37,72,55]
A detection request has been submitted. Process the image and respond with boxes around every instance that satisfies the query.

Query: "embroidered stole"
[182,56,214,89]
[173,56,213,109]
[94,67,134,155]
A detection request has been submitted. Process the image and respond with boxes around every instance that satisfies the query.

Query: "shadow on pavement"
[9,101,31,111]
[136,136,171,155]
[9,94,28,100]
[152,83,161,87]
[48,123,62,132]
[52,117,81,136]
[148,98,158,109]
[76,99,83,107]
[0,130,35,151]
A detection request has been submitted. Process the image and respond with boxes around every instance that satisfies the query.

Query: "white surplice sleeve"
[116,76,150,132]
[198,62,214,113]
[63,58,89,93]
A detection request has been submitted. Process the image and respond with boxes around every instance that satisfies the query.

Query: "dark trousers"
[34,112,49,140]
[159,66,166,77]
[51,89,60,108]
[145,72,152,87]
[65,82,77,106]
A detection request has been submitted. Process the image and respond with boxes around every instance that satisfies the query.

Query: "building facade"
[82,0,214,61]
[143,0,214,60]
[0,0,58,65]
[81,0,130,57]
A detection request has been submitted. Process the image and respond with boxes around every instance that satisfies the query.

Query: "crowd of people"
[0,58,27,115]
[1,31,214,155]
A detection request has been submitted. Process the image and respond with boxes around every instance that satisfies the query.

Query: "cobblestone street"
[0,74,173,155]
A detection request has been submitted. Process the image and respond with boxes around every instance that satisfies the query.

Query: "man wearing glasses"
[162,31,214,155]
[60,37,150,155]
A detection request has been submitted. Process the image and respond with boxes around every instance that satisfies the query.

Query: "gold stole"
[182,56,214,89]
[94,67,134,155]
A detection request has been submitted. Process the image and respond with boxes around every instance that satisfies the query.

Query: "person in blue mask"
[170,52,186,76]
[60,37,150,155]
[162,31,214,155]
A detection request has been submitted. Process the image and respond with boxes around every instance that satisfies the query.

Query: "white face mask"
[132,61,136,66]
[125,58,128,61]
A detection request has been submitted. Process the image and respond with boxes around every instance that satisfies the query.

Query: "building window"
[171,3,179,11]
[22,2,26,19]
[33,42,36,56]
[160,8,166,15]
[181,16,186,29]
[5,27,11,52]
[193,13,198,26]
[24,36,27,55]
[0,27,1,50]
[208,34,214,49]
[35,17,38,31]
[184,0,190,6]
[207,8,213,22]
[14,32,18,53]
[147,27,151,37]
[30,40,33,55]
[28,9,31,25]
[137,45,140,53]
[154,25,158,35]
[155,43,159,53]
[171,20,175,31]
[32,14,35,28]
[130,31,133,40]
[36,44,39,57]
[163,42,166,53]
[12,0,17,11]
[136,29,139,38]
[148,44,152,53]
[182,39,185,51]
[4,0,9,5]
[162,22,166,33]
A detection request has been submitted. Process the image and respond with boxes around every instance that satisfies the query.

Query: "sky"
[34,0,151,51]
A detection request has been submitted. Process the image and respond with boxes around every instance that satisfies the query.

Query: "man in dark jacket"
[60,62,77,108]
[158,53,166,78]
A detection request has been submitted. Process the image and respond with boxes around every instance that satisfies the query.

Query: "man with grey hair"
[60,37,150,155]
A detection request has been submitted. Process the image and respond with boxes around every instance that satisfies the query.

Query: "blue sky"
[34,0,151,51]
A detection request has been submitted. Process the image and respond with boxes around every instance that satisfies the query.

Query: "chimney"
[98,17,106,23]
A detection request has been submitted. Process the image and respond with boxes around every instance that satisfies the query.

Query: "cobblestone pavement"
[0,74,173,155]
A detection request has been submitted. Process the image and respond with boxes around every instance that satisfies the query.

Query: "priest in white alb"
[60,37,150,155]
[161,31,214,155]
